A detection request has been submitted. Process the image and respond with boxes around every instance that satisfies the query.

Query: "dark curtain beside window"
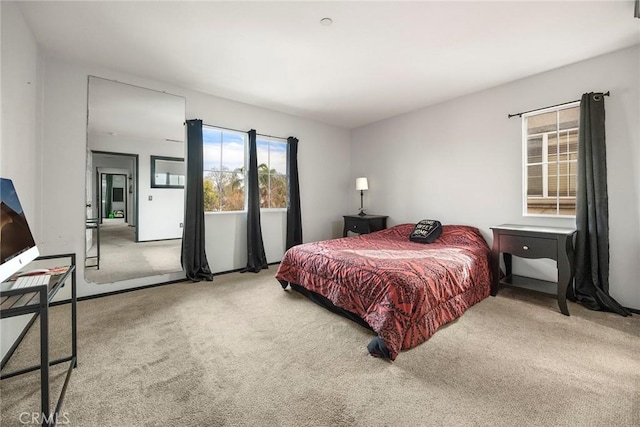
[573,93,629,316]
[104,174,113,218]
[286,136,302,250]
[242,129,268,273]
[181,119,214,282]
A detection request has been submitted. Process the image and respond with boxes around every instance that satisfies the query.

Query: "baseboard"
[50,264,279,306]
[68,278,187,304]
[212,261,279,276]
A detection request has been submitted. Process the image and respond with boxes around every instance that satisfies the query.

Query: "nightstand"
[343,215,388,237]
[490,224,576,316]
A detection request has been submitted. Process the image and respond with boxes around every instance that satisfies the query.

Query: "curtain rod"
[508,91,610,119]
[187,120,288,140]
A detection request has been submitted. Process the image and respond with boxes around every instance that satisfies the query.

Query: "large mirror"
[85,77,186,283]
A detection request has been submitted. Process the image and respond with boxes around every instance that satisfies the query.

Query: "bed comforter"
[275,223,492,360]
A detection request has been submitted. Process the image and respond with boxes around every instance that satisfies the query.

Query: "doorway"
[101,173,128,223]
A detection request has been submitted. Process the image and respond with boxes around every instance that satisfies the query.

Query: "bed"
[275,223,492,360]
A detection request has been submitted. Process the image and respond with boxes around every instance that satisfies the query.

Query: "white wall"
[0,2,40,225]
[351,45,640,310]
[0,1,43,360]
[36,57,351,297]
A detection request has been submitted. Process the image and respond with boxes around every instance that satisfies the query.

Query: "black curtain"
[573,93,629,316]
[181,119,213,282]
[286,137,302,250]
[242,129,268,273]
[635,0,639,19]
[104,174,113,218]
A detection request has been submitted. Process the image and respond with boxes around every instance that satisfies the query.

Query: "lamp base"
[358,190,366,216]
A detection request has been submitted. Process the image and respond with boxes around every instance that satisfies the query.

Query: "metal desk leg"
[71,257,77,367]
[39,287,50,427]
[96,222,100,270]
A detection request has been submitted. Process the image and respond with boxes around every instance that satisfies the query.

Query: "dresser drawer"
[499,234,557,259]
[343,215,388,237]
[348,219,370,234]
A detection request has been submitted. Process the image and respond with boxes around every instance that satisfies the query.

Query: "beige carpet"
[1,269,638,426]
[85,220,182,283]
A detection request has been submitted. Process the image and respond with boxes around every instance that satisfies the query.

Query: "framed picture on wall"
[112,187,124,202]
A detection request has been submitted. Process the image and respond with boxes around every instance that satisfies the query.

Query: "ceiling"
[17,1,640,129]
[88,76,186,142]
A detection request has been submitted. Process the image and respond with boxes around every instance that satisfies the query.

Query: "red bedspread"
[275,223,492,360]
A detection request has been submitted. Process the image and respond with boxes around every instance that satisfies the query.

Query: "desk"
[490,224,576,316]
[0,254,77,426]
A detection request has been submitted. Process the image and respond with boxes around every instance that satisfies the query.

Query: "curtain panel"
[181,119,214,282]
[242,129,268,273]
[286,137,302,250]
[104,174,113,218]
[573,93,629,316]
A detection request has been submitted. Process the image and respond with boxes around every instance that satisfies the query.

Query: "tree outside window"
[202,127,246,212]
[257,138,287,209]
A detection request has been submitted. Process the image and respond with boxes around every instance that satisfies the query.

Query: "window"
[202,126,246,212]
[151,156,185,188]
[257,137,288,209]
[523,103,579,217]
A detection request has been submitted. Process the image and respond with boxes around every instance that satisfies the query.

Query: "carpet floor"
[1,268,638,426]
[85,220,182,284]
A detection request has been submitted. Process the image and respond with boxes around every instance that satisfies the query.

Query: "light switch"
[148,195,153,201]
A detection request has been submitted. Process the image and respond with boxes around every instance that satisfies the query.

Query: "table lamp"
[356,177,368,216]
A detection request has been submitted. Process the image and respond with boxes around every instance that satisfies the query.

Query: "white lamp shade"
[356,177,369,191]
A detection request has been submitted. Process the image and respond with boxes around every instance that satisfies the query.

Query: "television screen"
[0,178,39,283]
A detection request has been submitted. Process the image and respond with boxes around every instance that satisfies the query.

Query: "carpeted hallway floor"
[85,220,182,284]
[1,268,638,426]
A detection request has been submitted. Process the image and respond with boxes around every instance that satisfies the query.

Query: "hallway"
[85,219,182,283]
